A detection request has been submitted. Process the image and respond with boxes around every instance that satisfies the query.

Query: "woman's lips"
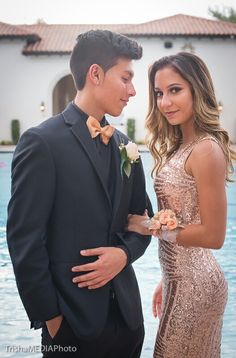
[165,110,179,118]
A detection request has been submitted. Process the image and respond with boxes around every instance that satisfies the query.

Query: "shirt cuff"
[117,245,131,266]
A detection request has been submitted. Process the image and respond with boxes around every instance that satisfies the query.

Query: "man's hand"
[126,211,151,236]
[71,247,127,289]
[46,315,63,339]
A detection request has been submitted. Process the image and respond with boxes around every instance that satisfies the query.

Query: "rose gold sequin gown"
[153,137,228,358]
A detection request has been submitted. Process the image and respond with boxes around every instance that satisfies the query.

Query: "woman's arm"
[152,279,163,319]
[176,139,227,249]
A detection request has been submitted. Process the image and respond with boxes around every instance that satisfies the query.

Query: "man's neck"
[74,92,104,122]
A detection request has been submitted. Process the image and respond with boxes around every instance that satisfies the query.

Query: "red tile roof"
[0,14,236,55]
[21,24,128,54]
[0,21,40,40]
[122,14,236,36]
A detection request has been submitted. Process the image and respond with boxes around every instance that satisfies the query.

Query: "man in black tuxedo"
[7,30,152,357]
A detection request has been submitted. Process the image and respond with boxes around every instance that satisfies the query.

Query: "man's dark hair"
[70,30,143,90]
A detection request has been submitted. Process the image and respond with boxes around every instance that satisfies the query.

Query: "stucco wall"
[0,39,71,141]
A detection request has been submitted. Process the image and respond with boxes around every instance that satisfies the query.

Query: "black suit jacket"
[7,103,152,339]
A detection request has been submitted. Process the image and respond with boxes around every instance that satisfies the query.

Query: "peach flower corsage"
[147,209,183,237]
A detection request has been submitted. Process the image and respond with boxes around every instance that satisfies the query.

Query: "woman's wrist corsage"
[145,209,184,243]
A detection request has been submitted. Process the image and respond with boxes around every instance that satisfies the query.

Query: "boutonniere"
[119,141,140,178]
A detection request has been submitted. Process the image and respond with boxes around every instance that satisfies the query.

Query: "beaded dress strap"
[182,136,219,156]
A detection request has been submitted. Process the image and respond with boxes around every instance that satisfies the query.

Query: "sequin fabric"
[153,137,228,358]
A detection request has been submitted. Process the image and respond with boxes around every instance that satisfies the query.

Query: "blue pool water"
[0,152,235,357]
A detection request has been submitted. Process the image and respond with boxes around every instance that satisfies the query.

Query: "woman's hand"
[126,211,151,235]
[152,280,163,319]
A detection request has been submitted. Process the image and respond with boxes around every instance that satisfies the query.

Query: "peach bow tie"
[86,116,115,145]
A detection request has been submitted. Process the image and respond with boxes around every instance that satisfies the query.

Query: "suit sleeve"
[116,158,153,264]
[7,129,60,323]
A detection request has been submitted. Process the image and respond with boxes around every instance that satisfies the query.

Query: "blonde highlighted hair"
[146,52,236,181]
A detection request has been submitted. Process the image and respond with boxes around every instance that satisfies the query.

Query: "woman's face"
[154,66,194,127]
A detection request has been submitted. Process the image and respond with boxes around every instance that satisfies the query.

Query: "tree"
[208,6,236,23]
[36,18,46,24]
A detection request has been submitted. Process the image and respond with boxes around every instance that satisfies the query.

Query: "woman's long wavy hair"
[146,52,236,181]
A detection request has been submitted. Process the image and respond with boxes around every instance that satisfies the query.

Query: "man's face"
[97,57,136,117]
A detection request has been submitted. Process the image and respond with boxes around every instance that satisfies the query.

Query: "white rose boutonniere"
[119,141,140,178]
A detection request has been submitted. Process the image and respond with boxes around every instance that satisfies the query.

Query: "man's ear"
[88,64,104,85]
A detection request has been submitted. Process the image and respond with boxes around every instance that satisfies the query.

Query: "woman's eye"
[170,87,181,94]
[155,91,163,97]
[122,77,129,83]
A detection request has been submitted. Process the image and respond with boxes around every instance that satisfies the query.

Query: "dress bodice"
[154,136,224,280]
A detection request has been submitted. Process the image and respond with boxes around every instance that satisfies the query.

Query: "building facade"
[0,14,236,142]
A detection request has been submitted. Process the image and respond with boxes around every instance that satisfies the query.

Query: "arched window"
[53,75,76,115]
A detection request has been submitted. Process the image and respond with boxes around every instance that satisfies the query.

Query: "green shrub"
[0,140,13,145]
[11,119,20,145]
[136,140,146,145]
[127,118,135,141]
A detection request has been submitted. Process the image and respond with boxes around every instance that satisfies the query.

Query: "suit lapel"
[110,131,123,222]
[62,104,112,209]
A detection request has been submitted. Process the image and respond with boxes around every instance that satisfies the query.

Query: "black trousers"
[41,297,144,358]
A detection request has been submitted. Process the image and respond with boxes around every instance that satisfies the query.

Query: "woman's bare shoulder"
[191,137,225,161]
[189,137,226,178]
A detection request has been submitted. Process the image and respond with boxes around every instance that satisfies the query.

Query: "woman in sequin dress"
[127,53,236,357]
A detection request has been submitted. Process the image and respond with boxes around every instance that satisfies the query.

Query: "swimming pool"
[0,152,235,357]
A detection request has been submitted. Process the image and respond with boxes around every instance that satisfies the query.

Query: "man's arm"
[7,129,60,323]
[71,158,153,289]
[115,158,153,263]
